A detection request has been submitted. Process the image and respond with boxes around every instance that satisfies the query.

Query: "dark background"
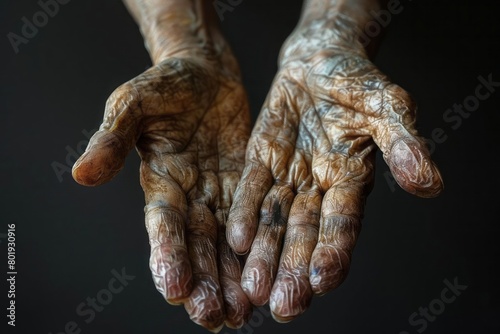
[1,0,499,333]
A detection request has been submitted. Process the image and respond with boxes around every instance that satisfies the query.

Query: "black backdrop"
[1,1,499,333]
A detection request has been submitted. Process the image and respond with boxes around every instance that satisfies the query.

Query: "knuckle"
[108,81,140,107]
[384,84,417,124]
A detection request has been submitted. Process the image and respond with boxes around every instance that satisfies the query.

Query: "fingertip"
[226,212,258,255]
[226,226,252,255]
[184,276,225,332]
[221,278,253,329]
[71,152,104,186]
[149,241,193,304]
[164,278,193,305]
[395,161,444,198]
[269,278,311,323]
[208,324,225,334]
[71,130,129,186]
[309,247,350,295]
[387,139,444,198]
[270,311,295,324]
[165,297,187,306]
[240,263,272,307]
[224,312,251,330]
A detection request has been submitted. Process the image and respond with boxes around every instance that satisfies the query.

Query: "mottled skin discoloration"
[73,1,253,332]
[72,0,443,331]
[226,0,443,323]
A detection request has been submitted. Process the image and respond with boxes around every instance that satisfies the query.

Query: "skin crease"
[73,0,252,331]
[225,0,444,323]
[71,0,444,332]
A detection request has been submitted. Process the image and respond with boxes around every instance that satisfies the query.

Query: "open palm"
[72,56,252,331]
[226,46,443,322]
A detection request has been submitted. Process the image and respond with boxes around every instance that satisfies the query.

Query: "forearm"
[280,0,385,62]
[122,0,225,64]
[298,0,380,30]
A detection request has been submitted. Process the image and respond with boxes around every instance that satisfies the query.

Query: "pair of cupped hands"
[72,12,443,332]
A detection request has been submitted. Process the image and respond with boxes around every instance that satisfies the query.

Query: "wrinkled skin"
[72,0,444,331]
[72,53,253,331]
[226,12,444,322]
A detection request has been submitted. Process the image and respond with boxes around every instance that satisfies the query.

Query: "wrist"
[279,0,380,64]
[126,0,226,65]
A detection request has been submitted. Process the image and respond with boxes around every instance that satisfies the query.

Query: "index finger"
[141,162,193,305]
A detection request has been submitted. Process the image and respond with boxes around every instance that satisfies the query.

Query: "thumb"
[370,85,444,198]
[72,83,141,186]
